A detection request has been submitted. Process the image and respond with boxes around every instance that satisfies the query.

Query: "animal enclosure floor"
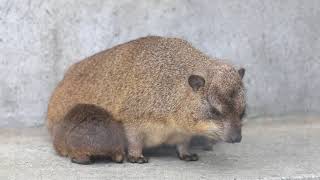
[1,115,320,180]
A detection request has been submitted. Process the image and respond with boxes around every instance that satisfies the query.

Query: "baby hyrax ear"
[188,75,205,91]
[238,68,245,79]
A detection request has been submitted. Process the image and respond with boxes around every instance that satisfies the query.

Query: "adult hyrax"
[52,104,125,164]
[47,36,246,163]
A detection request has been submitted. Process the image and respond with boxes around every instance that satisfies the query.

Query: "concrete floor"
[1,116,320,180]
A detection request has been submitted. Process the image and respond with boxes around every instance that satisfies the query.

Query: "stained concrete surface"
[1,116,320,180]
[1,0,320,127]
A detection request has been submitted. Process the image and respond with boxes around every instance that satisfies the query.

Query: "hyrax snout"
[223,119,243,143]
[47,36,246,163]
[52,104,126,164]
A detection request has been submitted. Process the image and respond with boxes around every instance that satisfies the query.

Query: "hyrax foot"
[177,153,199,161]
[127,155,149,164]
[112,153,125,163]
[202,138,215,151]
[71,155,92,165]
[176,138,198,161]
[202,144,213,151]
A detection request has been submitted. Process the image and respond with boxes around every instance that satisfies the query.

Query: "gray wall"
[1,0,319,127]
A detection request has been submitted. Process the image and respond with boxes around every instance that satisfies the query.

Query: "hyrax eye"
[210,107,222,116]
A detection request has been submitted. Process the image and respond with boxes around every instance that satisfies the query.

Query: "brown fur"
[52,104,125,164]
[47,36,246,163]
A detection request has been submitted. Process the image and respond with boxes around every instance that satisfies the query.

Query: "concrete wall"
[0,0,319,127]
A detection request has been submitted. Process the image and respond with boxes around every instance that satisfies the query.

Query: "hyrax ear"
[188,75,205,91]
[238,68,245,79]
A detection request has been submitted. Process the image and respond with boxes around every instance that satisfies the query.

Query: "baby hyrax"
[52,104,126,164]
[47,36,246,163]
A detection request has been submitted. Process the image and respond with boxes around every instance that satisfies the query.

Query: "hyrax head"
[188,64,246,143]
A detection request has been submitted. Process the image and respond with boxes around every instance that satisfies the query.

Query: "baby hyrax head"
[188,65,246,143]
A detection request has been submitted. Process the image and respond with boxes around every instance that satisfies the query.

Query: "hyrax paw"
[112,153,125,163]
[71,156,93,165]
[202,144,213,151]
[178,153,199,161]
[127,155,149,164]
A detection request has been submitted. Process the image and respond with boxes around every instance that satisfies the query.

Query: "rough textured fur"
[47,36,246,163]
[53,104,125,164]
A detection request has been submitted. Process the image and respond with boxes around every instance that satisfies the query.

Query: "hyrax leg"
[125,128,148,163]
[176,137,199,161]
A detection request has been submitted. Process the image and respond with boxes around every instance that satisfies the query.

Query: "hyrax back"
[53,104,125,164]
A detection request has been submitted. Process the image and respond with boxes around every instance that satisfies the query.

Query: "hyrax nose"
[231,134,242,143]
[230,129,242,143]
